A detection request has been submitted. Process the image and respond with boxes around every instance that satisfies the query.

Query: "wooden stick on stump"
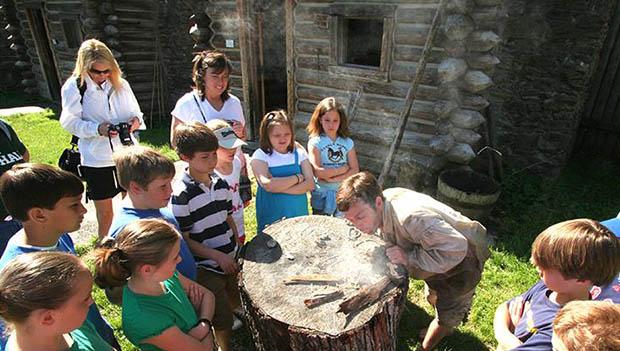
[338,277,391,314]
[304,290,344,309]
[284,274,343,285]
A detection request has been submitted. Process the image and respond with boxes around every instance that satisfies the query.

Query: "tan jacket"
[379,188,490,279]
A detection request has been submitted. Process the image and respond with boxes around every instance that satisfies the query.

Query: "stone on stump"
[240,216,408,351]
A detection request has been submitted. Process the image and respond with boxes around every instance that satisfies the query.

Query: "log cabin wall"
[0,0,22,91]
[205,0,245,105]
[7,0,103,98]
[290,0,501,190]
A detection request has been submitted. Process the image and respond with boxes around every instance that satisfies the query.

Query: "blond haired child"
[306,97,358,215]
[552,300,620,351]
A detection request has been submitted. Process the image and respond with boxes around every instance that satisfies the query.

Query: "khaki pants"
[196,268,241,331]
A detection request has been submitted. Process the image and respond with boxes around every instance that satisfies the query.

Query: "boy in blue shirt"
[109,145,196,280]
[493,219,620,351]
[0,163,119,350]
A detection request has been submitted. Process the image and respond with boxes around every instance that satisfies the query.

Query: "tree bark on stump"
[239,216,408,351]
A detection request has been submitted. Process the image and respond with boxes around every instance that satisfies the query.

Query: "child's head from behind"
[531,219,620,289]
[114,146,175,208]
[307,97,349,138]
[0,252,92,333]
[206,119,246,164]
[174,122,219,174]
[0,163,85,231]
[259,110,295,155]
[552,300,620,351]
[93,218,181,288]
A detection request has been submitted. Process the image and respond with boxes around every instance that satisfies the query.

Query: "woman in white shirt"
[169,51,246,145]
[59,39,145,239]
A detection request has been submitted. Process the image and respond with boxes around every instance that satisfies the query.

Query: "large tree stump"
[239,216,408,350]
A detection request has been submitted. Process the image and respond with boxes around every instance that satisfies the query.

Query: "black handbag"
[58,135,83,179]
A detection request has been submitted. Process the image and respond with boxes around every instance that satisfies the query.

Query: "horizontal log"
[395,5,437,24]
[294,4,330,22]
[393,44,444,63]
[295,39,330,56]
[295,67,440,100]
[390,61,438,84]
[294,21,329,40]
[394,23,431,46]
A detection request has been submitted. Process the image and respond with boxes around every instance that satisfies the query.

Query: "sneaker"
[232,315,243,331]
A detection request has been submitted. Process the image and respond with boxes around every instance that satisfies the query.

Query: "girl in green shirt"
[0,251,113,351]
[93,218,215,351]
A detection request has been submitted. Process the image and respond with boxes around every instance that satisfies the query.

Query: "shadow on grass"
[492,155,620,259]
[398,300,489,351]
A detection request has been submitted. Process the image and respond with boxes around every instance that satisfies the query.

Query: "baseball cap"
[213,126,247,149]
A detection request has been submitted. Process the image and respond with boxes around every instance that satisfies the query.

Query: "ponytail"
[92,218,180,288]
[92,237,131,289]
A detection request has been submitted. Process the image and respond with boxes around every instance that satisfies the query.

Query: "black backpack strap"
[71,78,88,143]
[76,78,87,104]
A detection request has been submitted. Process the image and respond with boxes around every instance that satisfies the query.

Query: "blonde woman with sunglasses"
[60,38,145,239]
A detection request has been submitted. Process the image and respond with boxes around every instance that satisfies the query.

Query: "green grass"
[2,92,619,350]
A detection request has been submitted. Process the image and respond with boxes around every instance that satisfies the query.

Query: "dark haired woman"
[170,51,246,146]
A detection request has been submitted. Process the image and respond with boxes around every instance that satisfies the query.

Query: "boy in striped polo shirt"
[170,122,241,351]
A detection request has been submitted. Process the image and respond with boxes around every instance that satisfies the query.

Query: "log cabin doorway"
[238,0,289,140]
[576,2,620,158]
[24,7,61,101]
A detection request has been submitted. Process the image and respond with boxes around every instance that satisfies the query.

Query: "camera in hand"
[108,122,133,146]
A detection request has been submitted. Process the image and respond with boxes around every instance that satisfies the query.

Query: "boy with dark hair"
[109,145,196,280]
[552,300,620,351]
[170,122,241,351]
[337,171,490,351]
[493,219,620,351]
[0,118,29,255]
[0,163,119,349]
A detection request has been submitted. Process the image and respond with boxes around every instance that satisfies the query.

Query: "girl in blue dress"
[251,110,315,232]
[306,97,359,216]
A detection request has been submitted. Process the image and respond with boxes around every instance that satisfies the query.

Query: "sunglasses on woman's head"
[89,68,111,75]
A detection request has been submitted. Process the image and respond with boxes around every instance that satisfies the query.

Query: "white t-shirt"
[251,146,308,167]
[214,156,244,239]
[171,90,245,126]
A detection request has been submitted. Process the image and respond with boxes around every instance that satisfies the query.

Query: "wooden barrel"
[436,168,500,221]
[239,216,408,351]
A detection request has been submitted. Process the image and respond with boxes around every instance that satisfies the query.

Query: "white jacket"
[59,75,145,167]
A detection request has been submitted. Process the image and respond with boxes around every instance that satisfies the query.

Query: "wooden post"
[285,0,297,118]
[377,0,447,186]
